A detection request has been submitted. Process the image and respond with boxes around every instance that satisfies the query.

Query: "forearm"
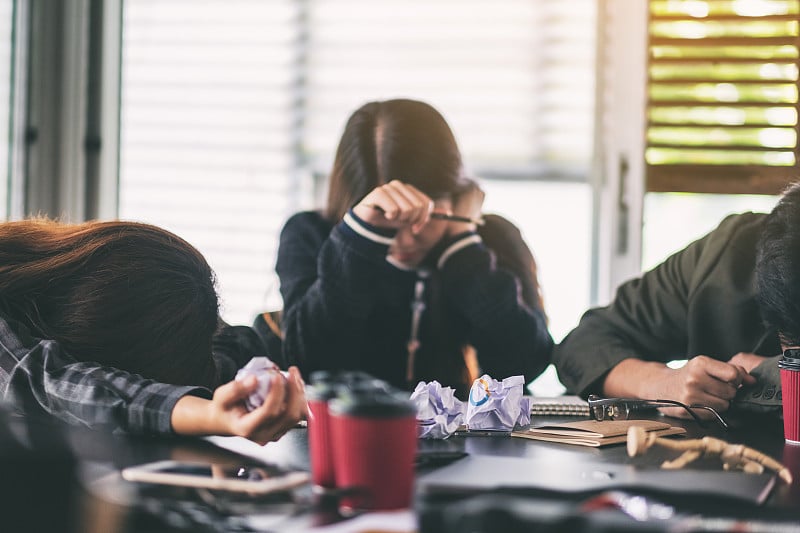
[602,358,671,398]
[5,341,208,434]
[170,395,223,436]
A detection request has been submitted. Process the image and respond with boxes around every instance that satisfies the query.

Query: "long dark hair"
[323,99,546,394]
[325,99,465,222]
[0,219,219,388]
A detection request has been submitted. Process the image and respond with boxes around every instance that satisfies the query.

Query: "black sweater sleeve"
[276,211,408,375]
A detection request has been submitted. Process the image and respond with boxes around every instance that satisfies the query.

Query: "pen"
[366,204,485,226]
[453,429,511,437]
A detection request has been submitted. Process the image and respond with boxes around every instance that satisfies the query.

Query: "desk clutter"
[411,375,531,438]
[627,425,793,484]
[528,394,590,416]
[306,371,418,512]
[417,454,779,505]
[418,489,800,533]
[511,419,686,447]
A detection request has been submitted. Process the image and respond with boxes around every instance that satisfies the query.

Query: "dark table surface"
[9,409,800,532]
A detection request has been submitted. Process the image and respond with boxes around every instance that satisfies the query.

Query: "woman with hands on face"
[276,99,553,399]
[352,179,485,269]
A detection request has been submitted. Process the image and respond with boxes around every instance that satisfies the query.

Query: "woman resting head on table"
[0,218,305,444]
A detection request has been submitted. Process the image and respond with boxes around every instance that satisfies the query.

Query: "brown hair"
[324,99,466,222]
[0,219,219,388]
[323,99,547,395]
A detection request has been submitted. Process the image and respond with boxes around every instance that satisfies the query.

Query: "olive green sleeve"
[553,227,714,397]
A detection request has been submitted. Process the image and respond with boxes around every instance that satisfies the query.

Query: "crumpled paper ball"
[234,356,288,411]
[465,374,531,431]
[410,380,465,439]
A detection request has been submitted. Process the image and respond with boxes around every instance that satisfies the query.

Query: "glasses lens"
[591,404,605,421]
[607,403,627,420]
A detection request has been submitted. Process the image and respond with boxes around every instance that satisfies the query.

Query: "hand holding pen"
[352,180,484,233]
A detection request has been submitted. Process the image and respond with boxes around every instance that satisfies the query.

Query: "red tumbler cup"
[307,380,338,489]
[329,391,418,512]
[779,351,800,444]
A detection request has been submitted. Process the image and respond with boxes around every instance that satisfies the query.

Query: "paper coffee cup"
[329,390,417,511]
[779,351,800,444]
[307,381,339,489]
[307,372,394,490]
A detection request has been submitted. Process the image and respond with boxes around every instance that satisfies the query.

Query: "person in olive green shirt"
[553,184,800,419]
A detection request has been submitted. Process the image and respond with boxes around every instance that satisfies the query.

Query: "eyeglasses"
[587,395,729,430]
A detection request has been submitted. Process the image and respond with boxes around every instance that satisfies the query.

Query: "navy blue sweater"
[276,210,553,398]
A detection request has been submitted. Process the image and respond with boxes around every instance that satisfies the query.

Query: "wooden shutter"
[646,0,800,194]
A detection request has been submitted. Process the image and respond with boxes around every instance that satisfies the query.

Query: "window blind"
[304,0,596,180]
[646,0,800,194]
[119,0,301,324]
[119,0,597,325]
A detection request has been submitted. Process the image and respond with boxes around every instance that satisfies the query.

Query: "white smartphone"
[121,460,310,495]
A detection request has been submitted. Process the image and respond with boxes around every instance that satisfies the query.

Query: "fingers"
[679,356,758,413]
[387,181,432,225]
[286,366,309,420]
[699,356,748,386]
[234,374,288,437]
[730,352,767,373]
[215,375,258,409]
[452,182,485,219]
[354,181,433,228]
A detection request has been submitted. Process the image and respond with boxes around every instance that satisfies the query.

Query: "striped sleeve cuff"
[437,234,483,269]
[343,210,396,245]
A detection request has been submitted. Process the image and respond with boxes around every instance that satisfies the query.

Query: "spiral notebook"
[529,395,590,417]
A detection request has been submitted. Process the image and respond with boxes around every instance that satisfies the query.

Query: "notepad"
[529,395,590,416]
[511,419,686,447]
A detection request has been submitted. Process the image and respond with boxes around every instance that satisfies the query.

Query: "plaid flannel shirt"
[0,299,273,435]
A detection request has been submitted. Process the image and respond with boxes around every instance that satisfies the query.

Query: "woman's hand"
[352,180,434,231]
[172,366,307,444]
[446,180,485,236]
[729,352,767,373]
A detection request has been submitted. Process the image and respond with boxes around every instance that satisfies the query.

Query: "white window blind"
[119,0,301,323]
[305,0,597,178]
[119,0,597,326]
[0,0,13,220]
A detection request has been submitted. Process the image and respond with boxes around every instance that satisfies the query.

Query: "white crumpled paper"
[234,356,288,411]
[465,374,531,431]
[410,381,465,439]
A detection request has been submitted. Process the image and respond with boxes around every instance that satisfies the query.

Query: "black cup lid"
[308,371,392,402]
[780,349,800,370]
[306,382,340,401]
[310,370,375,385]
[328,390,416,418]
